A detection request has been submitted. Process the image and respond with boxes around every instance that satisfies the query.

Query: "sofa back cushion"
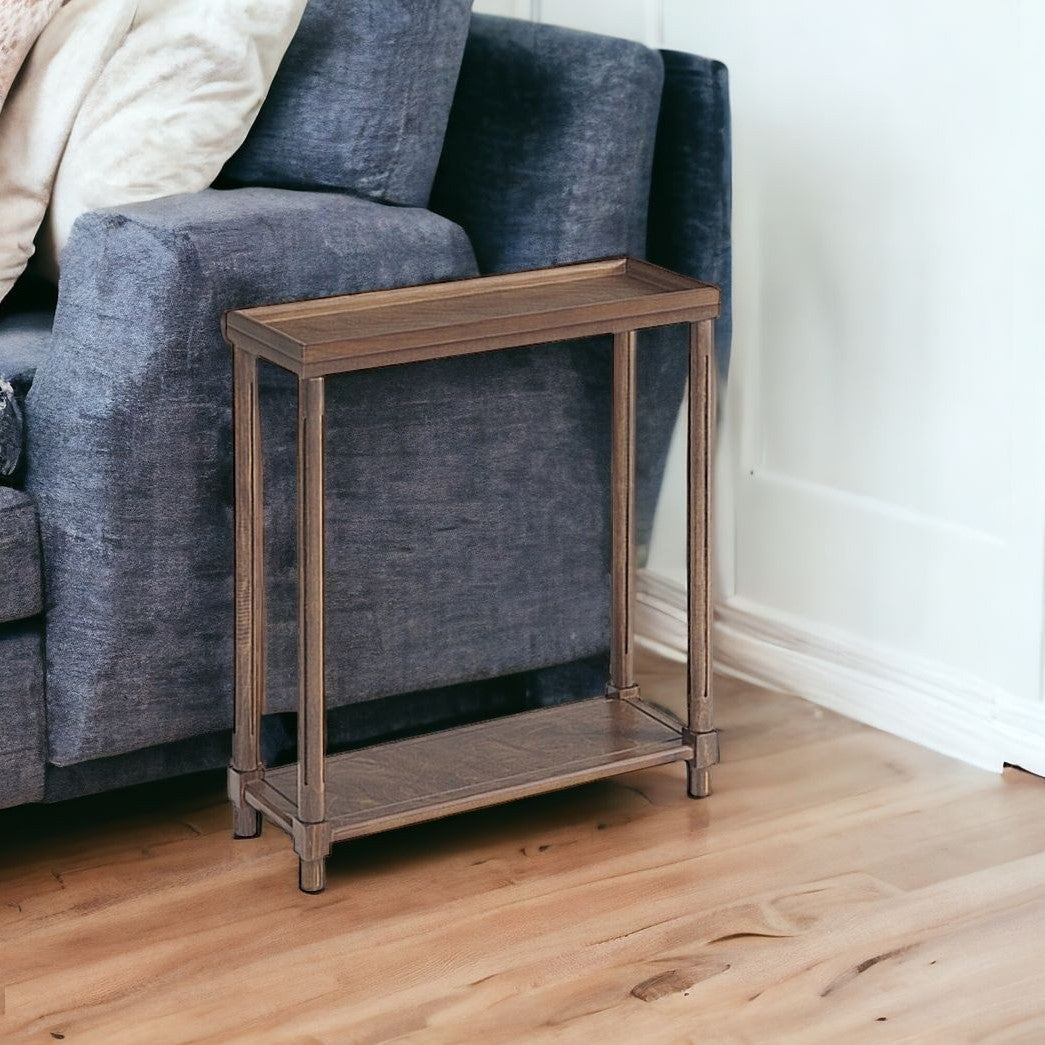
[0,488,42,623]
[431,16,664,274]
[222,0,473,207]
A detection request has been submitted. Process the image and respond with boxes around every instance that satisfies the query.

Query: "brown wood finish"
[296,377,328,893]
[248,698,690,843]
[225,257,721,891]
[4,652,1044,1042]
[225,257,718,378]
[229,348,263,839]
[608,329,637,696]
[687,320,718,797]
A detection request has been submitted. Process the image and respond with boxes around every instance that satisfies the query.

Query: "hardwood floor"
[3,651,1045,1043]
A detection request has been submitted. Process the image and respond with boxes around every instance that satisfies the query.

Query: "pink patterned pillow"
[0,0,64,115]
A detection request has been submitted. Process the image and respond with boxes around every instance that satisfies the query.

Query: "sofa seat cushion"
[0,305,51,476]
[0,621,46,808]
[0,488,42,623]
[0,376,21,477]
[0,307,52,387]
[223,0,473,207]
[0,308,51,480]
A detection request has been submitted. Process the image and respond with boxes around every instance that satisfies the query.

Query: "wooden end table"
[223,257,720,893]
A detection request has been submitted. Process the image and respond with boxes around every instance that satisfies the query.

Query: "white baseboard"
[636,569,1045,776]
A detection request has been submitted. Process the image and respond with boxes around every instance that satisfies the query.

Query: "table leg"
[686,320,720,798]
[608,329,638,700]
[230,348,264,838]
[296,376,330,892]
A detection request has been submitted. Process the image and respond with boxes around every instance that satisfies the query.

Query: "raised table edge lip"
[222,256,722,377]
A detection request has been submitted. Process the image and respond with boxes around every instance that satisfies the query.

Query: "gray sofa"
[0,6,730,810]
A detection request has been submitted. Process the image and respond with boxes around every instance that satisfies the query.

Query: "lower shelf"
[246,697,691,842]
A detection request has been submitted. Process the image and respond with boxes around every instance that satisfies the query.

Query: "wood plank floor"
[2,651,1045,1043]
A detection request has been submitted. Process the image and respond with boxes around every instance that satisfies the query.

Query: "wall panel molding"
[636,569,1045,776]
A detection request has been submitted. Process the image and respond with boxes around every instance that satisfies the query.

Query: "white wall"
[474,0,656,40]
[473,0,1045,772]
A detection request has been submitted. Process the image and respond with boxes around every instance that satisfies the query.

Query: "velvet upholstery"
[0,622,46,808]
[223,0,472,207]
[431,16,685,553]
[632,50,734,534]
[0,488,42,623]
[255,339,621,735]
[431,15,663,272]
[27,16,675,768]
[0,308,52,482]
[0,377,21,477]
[648,50,733,378]
[26,189,479,764]
[44,655,607,801]
[0,15,731,808]
[0,308,50,388]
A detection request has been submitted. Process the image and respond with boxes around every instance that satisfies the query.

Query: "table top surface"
[224,256,720,377]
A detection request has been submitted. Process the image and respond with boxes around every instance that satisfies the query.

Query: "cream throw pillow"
[0,0,306,303]
[38,0,307,281]
[0,0,135,303]
[0,0,66,115]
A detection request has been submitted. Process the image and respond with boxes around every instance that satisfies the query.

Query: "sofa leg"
[299,857,326,894]
[232,803,262,839]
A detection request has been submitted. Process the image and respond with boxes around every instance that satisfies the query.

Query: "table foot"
[232,804,262,838]
[299,857,326,894]
[687,764,712,799]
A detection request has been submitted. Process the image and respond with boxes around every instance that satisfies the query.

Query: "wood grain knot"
[630,960,730,1002]
[820,946,912,998]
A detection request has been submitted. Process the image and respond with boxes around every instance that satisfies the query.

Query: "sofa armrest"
[431,14,665,273]
[25,187,478,765]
